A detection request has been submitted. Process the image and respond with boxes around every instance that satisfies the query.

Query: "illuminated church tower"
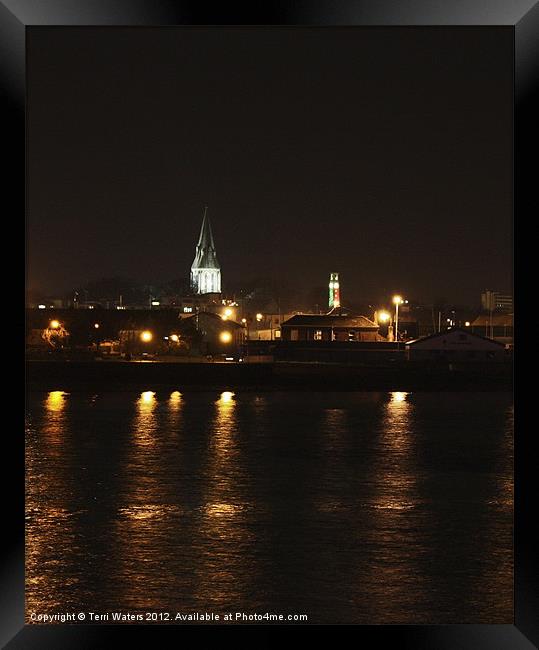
[190,206,221,294]
[329,272,340,309]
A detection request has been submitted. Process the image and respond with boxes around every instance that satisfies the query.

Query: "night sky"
[27,27,513,306]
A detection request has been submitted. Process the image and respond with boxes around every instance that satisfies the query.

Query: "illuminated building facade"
[480,290,513,313]
[329,272,340,309]
[191,207,221,295]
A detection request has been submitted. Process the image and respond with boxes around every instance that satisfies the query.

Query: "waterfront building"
[26,295,66,309]
[190,206,221,295]
[281,308,381,342]
[470,312,513,345]
[405,328,507,361]
[243,312,297,340]
[179,311,245,355]
[481,290,513,313]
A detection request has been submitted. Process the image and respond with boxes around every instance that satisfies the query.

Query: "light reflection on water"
[112,391,180,609]
[26,390,513,623]
[169,390,182,410]
[353,391,427,621]
[192,391,258,608]
[133,391,158,447]
[42,391,69,455]
[26,390,77,610]
[377,391,416,510]
[45,390,68,412]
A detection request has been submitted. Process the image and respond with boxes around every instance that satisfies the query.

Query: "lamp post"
[256,313,263,341]
[393,295,404,345]
[241,318,248,359]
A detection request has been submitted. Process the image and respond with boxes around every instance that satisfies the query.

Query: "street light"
[140,330,153,342]
[392,295,404,344]
[256,313,263,322]
[220,331,232,344]
[377,310,392,339]
[241,318,249,351]
[49,320,60,329]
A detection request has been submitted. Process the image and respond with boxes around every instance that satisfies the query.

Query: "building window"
[314,330,322,341]
[348,331,356,341]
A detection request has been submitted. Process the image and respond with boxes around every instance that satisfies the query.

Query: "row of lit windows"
[311,330,360,340]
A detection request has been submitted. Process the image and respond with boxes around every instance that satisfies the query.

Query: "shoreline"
[26,360,513,392]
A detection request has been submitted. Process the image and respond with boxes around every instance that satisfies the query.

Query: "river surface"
[25,390,513,624]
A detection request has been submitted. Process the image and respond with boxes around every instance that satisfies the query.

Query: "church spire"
[190,206,221,294]
[196,205,216,252]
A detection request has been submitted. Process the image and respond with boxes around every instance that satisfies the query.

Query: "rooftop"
[282,313,378,329]
[191,207,220,270]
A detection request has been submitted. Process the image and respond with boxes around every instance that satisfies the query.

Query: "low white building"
[406,328,507,361]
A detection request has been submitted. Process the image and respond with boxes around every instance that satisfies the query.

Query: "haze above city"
[27,27,513,306]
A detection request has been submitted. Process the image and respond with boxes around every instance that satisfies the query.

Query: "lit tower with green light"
[329,273,340,309]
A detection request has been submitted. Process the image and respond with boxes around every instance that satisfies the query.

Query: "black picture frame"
[8,1,536,647]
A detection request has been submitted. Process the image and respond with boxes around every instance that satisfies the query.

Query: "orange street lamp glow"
[170,334,179,342]
[140,330,153,342]
[49,320,60,329]
[94,323,100,329]
[256,313,263,322]
[220,331,232,344]
[392,295,403,305]
[378,310,391,323]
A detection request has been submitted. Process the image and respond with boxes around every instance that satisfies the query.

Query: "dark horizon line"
[25,287,511,311]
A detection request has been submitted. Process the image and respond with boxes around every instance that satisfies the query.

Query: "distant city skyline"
[27,27,513,305]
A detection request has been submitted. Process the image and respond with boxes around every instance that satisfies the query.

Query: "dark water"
[26,390,513,624]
